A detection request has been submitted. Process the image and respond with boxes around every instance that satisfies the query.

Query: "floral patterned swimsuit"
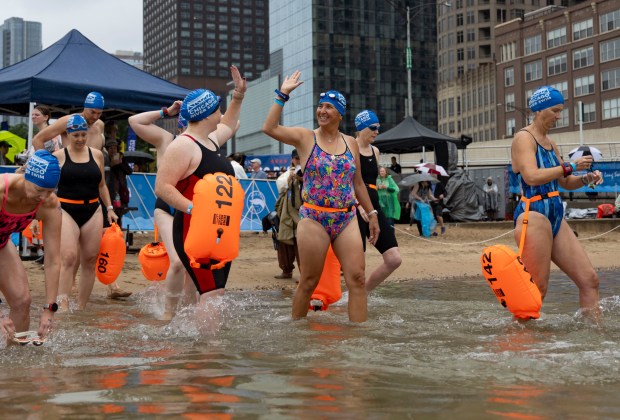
[300,134,356,241]
[0,174,42,249]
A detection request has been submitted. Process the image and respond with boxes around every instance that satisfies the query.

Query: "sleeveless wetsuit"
[0,174,43,248]
[57,148,101,228]
[356,148,398,253]
[172,134,235,294]
[513,129,564,237]
[299,134,356,241]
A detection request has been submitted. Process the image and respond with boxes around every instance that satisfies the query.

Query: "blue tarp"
[0,30,190,117]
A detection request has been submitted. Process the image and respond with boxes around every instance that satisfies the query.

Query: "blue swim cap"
[180,89,221,122]
[354,110,380,131]
[66,114,88,133]
[84,91,105,109]
[319,90,346,116]
[528,86,564,112]
[177,113,188,129]
[24,150,61,189]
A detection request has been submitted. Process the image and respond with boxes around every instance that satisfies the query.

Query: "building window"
[466,11,474,24]
[602,68,620,91]
[573,46,594,69]
[547,27,566,48]
[603,97,620,119]
[549,81,568,99]
[573,18,593,41]
[575,103,596,123]
[547,53,567,76]
[457,31,463,44]
[467,47,475,60]
[457,48,464,61]
[574,75,595,97]
[600,10,620,33]
[524,60,542,82]
[467,29,475,42]
[505,67,514,87]
[505,93,515,111]
[506,118,516,136]
[457,14,463,26]
[524,34,541,56]
[600,38,620,62]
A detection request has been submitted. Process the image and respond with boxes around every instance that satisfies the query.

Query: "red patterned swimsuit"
[0,174,42,249]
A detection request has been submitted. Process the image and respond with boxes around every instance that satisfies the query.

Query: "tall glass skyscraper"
[270,0,440,134]
[0,17,42,69]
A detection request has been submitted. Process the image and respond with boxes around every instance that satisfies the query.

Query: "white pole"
[27,102,35,151]
[578,100,584,146]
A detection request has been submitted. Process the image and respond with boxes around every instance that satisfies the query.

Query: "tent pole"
[422,146,426,163]
[27,102,35,151]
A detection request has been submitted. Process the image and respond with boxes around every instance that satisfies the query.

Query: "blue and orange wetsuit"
[299,134,357,241]
[513,129,564,237]
[172,134,235,294]
[0,174,43,248]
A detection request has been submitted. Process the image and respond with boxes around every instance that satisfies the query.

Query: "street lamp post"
[403,1,451,118]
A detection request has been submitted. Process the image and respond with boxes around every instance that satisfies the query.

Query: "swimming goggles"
[367,125,380,131]
[320,92,337,99]
[67,121,88,132]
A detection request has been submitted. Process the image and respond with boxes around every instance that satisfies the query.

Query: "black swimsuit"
[172,135,235,294]
[356,148,398,253]
[57,148,101,228]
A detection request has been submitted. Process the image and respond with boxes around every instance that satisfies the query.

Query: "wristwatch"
[43,302,58,312]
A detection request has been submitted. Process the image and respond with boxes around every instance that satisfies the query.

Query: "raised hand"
[230,65,247,95]
[280,71,304,95]
[168,100,183,116]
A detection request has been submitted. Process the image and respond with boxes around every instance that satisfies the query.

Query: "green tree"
[9,123,29,140]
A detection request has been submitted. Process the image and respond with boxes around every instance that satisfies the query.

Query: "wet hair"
[228,152,246,165]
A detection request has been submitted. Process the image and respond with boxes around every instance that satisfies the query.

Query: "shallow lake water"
[1,270,619,418]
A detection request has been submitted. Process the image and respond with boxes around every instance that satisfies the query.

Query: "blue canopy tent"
[0,29,190,120]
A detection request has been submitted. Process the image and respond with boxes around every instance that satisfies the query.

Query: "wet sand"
[21,220,620,301]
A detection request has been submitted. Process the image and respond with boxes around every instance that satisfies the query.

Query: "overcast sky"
[1,0,143,53]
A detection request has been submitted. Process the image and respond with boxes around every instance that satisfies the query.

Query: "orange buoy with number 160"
[96,223,126,285]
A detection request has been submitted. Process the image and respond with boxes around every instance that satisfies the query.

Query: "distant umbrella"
[415,163,449,177]
[399,172,439,187]
[0,131,26,163]
[568,146,603,162]
[122,150,155,164]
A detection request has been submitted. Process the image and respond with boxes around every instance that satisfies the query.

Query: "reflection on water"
[1,271,619,418]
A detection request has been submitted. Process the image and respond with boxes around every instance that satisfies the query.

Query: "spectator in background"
[430,176,447,234]
[32,105,62,153]
[483,176,499,221]
[228,152,248,179]
[389,156,402,174]
[0,141,13,165]
[104,138,133,227]
[250,158,267,179]
[274,149,302,279]
[376,166,401,227]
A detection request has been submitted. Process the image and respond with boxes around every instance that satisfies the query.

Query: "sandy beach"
[20,220,620,302]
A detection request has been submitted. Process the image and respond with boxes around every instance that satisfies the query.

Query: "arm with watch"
[349,138,380,245]
[37,193,63,339]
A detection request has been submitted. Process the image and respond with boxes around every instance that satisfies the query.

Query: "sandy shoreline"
[19,220,620,303]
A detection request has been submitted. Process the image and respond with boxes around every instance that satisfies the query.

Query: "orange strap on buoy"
[139,225,170,281]
[96,223,126,285]
[22,220,43,244]
[480,191,559,319]
[184,172,244,270]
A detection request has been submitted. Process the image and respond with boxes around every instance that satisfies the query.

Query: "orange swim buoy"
[184,172,244,270]
[310,245,342,311]
[96,223,126,285]
[480,192,555,319]
[481,245,541,319]
[139,225,170,281]
[22,220,43,244]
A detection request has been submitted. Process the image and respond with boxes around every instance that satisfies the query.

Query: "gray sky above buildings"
[1,0,143,53]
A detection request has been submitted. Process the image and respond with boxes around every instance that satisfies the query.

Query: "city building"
[114,50,144,70]
[143,0,269,98]
[0,17,41,69]
[436,0,587,143]
[496,0,620,138]
[230,0,445,157]
[0,17,42,128]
